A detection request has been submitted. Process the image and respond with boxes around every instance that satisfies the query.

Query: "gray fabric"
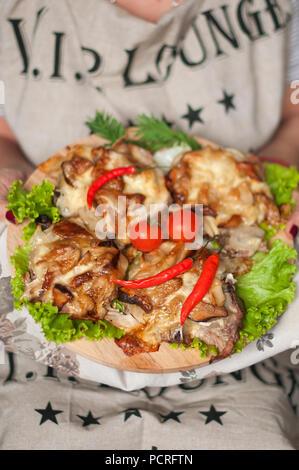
[0,351,298,450]
[288,0,299,82]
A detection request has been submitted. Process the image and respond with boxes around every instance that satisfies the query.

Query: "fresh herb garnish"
[85,111,126,146]
[111,299,125,313]
[135,114,202,153]
[85,111,202,153]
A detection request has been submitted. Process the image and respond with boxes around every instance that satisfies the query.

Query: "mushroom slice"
[61,155,93,187]
[188,301,228,322]
[118,287,152,313]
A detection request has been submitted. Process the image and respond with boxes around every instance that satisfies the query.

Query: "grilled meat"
[23,219,127,321]
[166,146,275,228]
[111,247,244,359]
[55,143,170,245]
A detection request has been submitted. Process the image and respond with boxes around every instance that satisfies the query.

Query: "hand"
[285,190,299,240]
[0,168,27,222]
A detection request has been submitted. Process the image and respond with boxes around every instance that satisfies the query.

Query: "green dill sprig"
[135,114,202,153]
[85,111,202,153]
[85,111,126,145]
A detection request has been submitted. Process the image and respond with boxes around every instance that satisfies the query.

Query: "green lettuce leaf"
[7,180,61,240]
[22,221,38,241]
[10,243,31,276]
[25,300,124,344]
[10,242,31,301]
[265,163,299,208]
[170,338,218,358]
[10,242,124,343]
[235,239,297,351]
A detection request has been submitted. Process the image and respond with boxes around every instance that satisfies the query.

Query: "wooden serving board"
[7,134,220,374]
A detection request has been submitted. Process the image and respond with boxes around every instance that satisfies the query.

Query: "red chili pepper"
[112,238,213,289]
[87,166,136,208]
[180,253,219,326]
[112,257,194,289]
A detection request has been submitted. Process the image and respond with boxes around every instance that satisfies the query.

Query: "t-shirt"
[0,0,294,165]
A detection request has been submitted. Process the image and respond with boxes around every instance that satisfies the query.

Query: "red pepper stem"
[190,237,216,261]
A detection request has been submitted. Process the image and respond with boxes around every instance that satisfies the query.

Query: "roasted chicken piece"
[55,142,171,245]
[166,146,277,228]
[23,220,127,321]
[111,245,244,359]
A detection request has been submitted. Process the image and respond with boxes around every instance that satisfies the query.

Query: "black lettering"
[229,370,244,381]
[202,5,239,56]
[287,369,299,414]
[141,387,167,399]
[33,6,47,34]
[43,366,59,380]
[250,362,284,388]
[50,32,65,79]
[4,352,16,383]
[238,0,268,40]
[180,20,207,67]
[81,46,102,73]
[7,18,30,74]
[264,0,288,31]
[213,375,228,386]
[155,44,177,81]
[123,48,157,87]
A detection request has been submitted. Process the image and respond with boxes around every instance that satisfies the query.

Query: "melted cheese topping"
[180,147,271,226]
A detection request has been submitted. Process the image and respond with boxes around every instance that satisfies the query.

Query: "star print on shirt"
[217,90,236,113]
[181,105,204,128]
[199,405,227,425]
[124,408,142,422]
[77,411,101,427]
[35,402,63,425]
[159,411,184,423]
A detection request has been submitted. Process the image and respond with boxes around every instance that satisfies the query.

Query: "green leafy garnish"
[135,114,202,153]
[85,111,202,153]
[22,221,38,241]
[234,239,297,352]
[259,221,286,244]
[7,180,61,223]
[24,300,124,344]
[170,338,218,358]
[265,163,299,208]
[85,111,126,145]
[7,180,61,240]
[111,299,125,313]
[10,242,124,344]
[10,243,31,301]
[10,243,31,276]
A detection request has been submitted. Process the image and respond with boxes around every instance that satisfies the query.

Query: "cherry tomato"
[130,221,163,252]
[166,209,200,242]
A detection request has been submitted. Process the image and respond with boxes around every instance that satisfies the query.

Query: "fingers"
[0,199,8,223]
[0,168,26,223]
